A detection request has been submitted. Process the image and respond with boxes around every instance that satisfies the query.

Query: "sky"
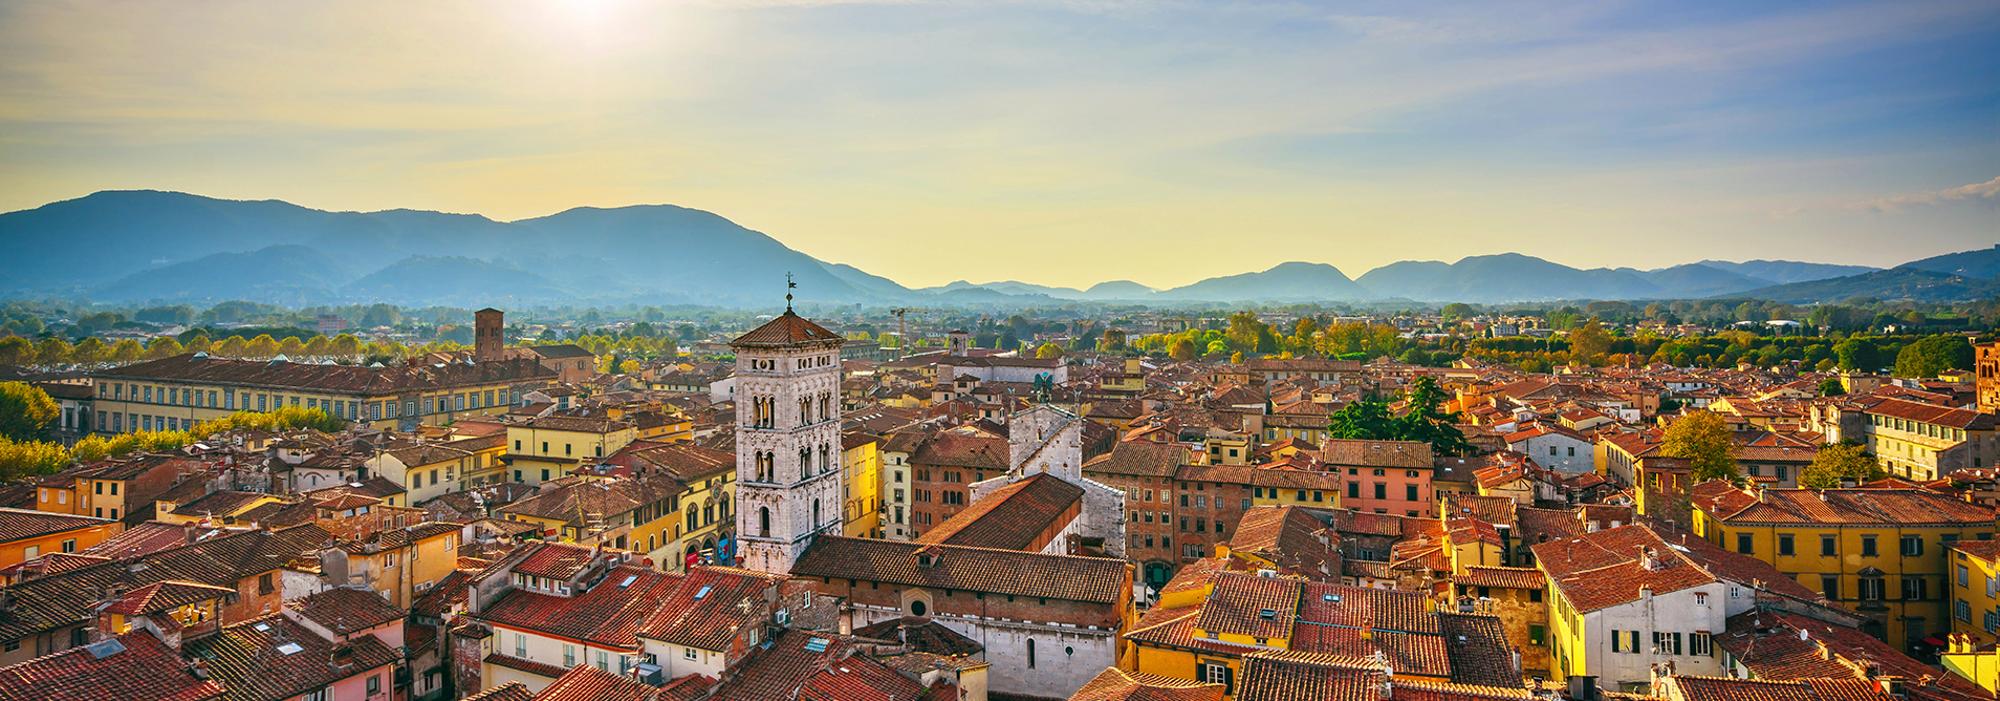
[0,0,1995,290]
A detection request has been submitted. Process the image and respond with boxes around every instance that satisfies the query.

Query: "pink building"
[1322,439,1436,517]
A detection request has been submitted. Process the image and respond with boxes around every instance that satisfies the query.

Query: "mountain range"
[2,190,1993,308]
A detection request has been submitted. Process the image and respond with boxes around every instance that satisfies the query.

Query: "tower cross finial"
[785,272,796,312]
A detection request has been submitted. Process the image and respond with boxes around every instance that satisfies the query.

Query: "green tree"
[1892,334,1974,378]
[1100,328,1127,351]
[1799,443,1884,489]
[144,336,184,359]
[1662,411,1739,486]
[1833,337,1880,371]
[111,338,143,362]
[0,382,58,441]
[1034,342,1064,359]
[1817,377,1845,397]
[0,336,34,366]
[1567,319,1613,365]
[34,337,71,366]
[71,337,107,365]
[1394,376,1471,456]
[1169,338,1197,361]
[1327,400,1398,441]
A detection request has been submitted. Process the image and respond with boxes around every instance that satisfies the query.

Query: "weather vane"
[785,271,796,312]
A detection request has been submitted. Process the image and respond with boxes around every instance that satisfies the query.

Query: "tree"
[1892,334,1974,378]
[72,337,107,366]
[0,382,58,441]
[0,336,34,366]
[1799,443,1884,489]
[144,336,184,359]
[1169,338,1197,361]
[1034,342,1064,359]
[110,338,143,362]
[1441,303,1475,320]
[1394,376,1472,456]
[1662,411,1738,486]
[34,337,71,366]
[1834,337,1880,372]
[1567,319,1613,365]
[1327,400,1398,441]
[1817,377,1846,397]
[1100,328,1127,352]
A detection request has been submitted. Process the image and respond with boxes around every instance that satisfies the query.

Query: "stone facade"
[733,320,846,575]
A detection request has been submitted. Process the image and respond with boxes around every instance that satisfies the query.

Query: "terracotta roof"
[1662,675,1890,701]
[910,430,1009,470]
[288,587,404,636]
[637,566,781,652]
[1226,506,1340,579]
[852,616,984,657]
[184,614,399,701]
[1532,525,1718,613]
[1084,441,1188,477]
[709,630,935,701]
[0,631,223,701]
[97,353,554,396]
[99,579,236,616]
[462,682,534,701]
[537,664,666,701]
[511,541,599,580]
[731,311,844,348]
[481,565,679,652]
[917,473,1083,551]
[1458,566,1544,590]
[1321,440,1434,469]
[1071,666,1226,701]
[1701,488,1995,526]
[0,507,111,542]
[1863,397,1994,430]
[791,536,1130,605]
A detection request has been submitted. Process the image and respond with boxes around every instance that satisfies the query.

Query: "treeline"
[1464,326,1977,376]
[0,404,344,481]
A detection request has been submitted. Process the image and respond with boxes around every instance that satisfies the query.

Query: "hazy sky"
[1,0,1995,289]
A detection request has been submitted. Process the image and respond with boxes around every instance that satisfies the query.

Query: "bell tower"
[732,298,846,574]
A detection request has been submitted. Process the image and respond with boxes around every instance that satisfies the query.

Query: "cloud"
[1867,175,2000,211]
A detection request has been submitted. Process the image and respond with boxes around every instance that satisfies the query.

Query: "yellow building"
[154,490,287,526]
[842,432,883,539]
[1690,485,1997,650]
[602,441,737,570]
[33,452,191,522]
[324,520,463,608]
[1856,398,1998,480]
[96,580,233,638]
[1944,633,2000,694]
[503,415,637,485]
[1947,541,2000,647]
[0,508,121,569]
[89,353,555,435]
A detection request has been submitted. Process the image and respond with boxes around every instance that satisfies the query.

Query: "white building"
[731,308,848,574]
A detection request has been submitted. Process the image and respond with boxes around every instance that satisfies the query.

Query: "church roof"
[731,311,844,348]
[916,472,1083,551]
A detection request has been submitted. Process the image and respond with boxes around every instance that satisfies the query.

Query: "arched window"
[1027,639,1036,669]
[800,448,812,480]
[758,506,771,537]
[812,499,821,528]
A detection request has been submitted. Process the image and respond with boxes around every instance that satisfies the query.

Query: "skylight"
[619,574,638,588]
[277,642,304,655]
[694,585,712,600]
[804,637,830,653]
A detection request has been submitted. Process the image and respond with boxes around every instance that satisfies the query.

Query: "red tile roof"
[482,565,680,652]
[1532,525,1718,613]
[184,613,399,701]
[0,631,224,701]
[0,507,111,542]
[791,536,1131,605]
[916,472,1083,551]
[535,664,664,701]
[731,311,844,348]
[1070,666,1226,701]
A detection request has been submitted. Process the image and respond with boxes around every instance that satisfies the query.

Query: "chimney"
[475,308,504,363]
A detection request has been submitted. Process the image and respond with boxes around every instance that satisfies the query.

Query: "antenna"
[785,272,796,312]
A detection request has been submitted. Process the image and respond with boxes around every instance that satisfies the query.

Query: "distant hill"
[1155,262,1365,302]
[1731,267,2000,304]
[1694,259,1878,284]
[93,245,354,306]
[1624,263,1772,298]
[1357,253,1659,301]
[348,256,569,307]
[1899,245,2000,280]
[1081,280,1155,299]
[0,190,1986,307]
